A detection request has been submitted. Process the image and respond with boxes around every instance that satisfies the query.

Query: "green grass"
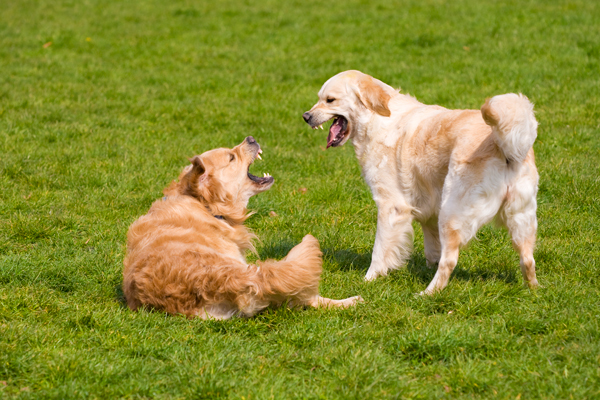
[1,0,599,398]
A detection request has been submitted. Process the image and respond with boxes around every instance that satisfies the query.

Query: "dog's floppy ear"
[189,156,205,175]
[179,156,207,198]
[355,76,391,117]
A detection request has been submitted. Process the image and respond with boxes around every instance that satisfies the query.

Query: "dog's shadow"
[257,242,373,272]
[115,284,128,309]
[256,241,298,260]
[319,246,520,286]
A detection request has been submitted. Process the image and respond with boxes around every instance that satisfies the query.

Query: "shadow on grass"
[324,248,372,272]
[453,265,519,285]
[114,284,129,309]
[407,252,520,285]
[322,245,521,286]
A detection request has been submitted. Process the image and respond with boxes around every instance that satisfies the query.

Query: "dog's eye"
[230,154,235,162]
[326,98,335,103]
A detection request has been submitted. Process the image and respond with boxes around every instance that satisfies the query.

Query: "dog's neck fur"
[350,92,422,169]
[164,174,251,227]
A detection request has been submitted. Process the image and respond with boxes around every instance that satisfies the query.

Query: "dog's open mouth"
[326,116,349,148]
[248,149,274,186]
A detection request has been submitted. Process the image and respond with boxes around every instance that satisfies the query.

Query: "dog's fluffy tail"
[481,93,538,164]
[254,234,322,305]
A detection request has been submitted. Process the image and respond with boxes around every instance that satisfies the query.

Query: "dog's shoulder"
[126,194,255,259]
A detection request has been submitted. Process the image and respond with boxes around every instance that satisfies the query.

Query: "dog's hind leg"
[306,295,363,309]
[500,157,539,288]
[256,235,362,310]
[420,226,461,295]
[422,221,441,268]
[196,304,239,320]
[420,163,506,294]
[512,232,538,288]
[365,204,414,281]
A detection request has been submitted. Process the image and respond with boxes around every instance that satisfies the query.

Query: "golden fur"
[123,137,362,319]
[304,71,540,294]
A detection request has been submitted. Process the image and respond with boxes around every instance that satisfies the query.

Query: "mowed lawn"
[1,0,599,398]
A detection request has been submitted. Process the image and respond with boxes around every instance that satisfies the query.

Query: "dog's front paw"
[417,287,436,296]
[364,269,380,281]
[526,280,541,289]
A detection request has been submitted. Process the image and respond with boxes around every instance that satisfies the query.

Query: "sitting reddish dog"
[123,137,361,319]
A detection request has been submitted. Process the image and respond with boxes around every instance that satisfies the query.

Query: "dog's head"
[302,70,393,148]
[166,136,274,217]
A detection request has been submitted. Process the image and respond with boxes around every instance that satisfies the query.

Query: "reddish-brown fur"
[123,138,362,319]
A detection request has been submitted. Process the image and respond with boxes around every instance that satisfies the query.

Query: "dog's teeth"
[319,124,323,130]
[258,149,263,154]
[257,154,262,160]
[263,173,267,177]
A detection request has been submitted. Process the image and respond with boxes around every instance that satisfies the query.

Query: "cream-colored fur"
[123,137,362,318]
[303,70,539,294]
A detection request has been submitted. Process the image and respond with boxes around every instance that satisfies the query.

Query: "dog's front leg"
[365,204,414,281]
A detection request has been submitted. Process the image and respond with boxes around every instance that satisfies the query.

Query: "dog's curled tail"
[254,234,322,305]
[481,93,538,164]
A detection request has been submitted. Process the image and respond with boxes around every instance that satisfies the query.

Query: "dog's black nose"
[246,136,256,145]
[302,112,311,123]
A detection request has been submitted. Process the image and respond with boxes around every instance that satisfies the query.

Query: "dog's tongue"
[327,118,343,148]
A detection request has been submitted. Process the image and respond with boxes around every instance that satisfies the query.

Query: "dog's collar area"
[162,196,226,221]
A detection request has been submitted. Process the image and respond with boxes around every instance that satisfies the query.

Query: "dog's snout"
[246,136,257,145]
[302,112,311,123]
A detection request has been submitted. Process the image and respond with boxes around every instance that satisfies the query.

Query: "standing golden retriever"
[303,70,539,294]
[123,137,362,319]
